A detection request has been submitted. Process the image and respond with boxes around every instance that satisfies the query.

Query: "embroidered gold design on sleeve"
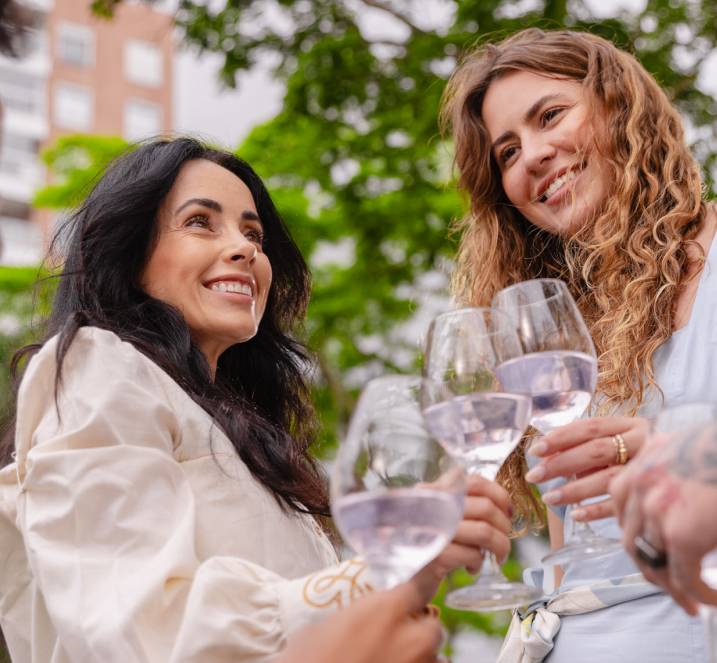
[302,558,373,609]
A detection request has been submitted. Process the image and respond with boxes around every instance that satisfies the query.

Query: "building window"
[124,40,163,88]
[57,22,95,69]
[0,217,44,267]
[54,82,93,131]
[124,99,162,139]
[0,70,43,114]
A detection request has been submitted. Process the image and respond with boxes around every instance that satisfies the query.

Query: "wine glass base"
[445,581,543,612]
[541,535,623,567]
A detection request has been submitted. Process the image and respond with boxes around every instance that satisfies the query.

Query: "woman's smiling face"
[481,70,611,236]
[142,159,272,369]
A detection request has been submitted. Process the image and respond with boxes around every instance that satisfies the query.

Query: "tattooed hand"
[609,422,717,614]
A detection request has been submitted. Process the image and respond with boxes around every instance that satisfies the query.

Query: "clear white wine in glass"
[492,278,622,566]
[652,402,717,663]
[421,308,542,611]
[331,375,466,590]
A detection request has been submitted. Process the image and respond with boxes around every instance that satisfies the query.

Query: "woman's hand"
[525,416,649,522]
[277,582,443,663]
[410,475,513,603]
[610,423,717,615]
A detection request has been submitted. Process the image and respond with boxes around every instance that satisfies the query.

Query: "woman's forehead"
[163,160,257,216]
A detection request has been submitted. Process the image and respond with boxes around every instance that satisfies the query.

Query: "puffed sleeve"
[14,328,372,663]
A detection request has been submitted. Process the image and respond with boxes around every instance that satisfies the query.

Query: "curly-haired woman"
[441,28,716,662]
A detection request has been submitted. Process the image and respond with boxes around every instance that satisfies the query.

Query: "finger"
[463,495,512,534]
[528,417,637,458]
[386,582,431,616]
[621,489,646,558]
[452,521,511,563]
[571,497,616,522]
[465,474,512,516]
[662,552,702,616]
[385,618,443,663]
[526,436,617,483]
[608,464,633,522]
[543,466,623,507]
[431,541,486,577]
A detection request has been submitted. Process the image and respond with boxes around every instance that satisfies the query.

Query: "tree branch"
[355,0,428,36]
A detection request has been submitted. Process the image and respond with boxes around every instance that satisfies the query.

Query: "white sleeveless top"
[526,236,717,662]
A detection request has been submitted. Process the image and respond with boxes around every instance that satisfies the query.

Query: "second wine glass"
[422,307,542,611]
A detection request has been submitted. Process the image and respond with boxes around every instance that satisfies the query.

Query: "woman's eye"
[186,215,210,229]
[541,107,564,125]
[245,228,264,245]
[499,146,518,165]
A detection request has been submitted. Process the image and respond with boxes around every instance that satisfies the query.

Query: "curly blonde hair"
[441,28,710,533]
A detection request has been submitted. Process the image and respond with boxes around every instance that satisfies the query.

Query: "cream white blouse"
[0,327,371,663]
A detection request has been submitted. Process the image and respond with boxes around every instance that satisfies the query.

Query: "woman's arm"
[546,509,565,589]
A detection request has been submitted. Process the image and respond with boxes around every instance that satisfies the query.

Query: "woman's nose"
[522,134,557,174]
[225,232,257,265]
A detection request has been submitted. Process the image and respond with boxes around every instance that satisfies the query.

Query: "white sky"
[173,50,284,149]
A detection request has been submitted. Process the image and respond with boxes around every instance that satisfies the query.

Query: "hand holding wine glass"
[525,415,648,522]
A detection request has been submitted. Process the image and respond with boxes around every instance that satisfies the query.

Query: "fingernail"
[543,489,562,505]
[572,508,587,521]
[525,465,546,483]
[508,503,515,518]
[529,442,547,457]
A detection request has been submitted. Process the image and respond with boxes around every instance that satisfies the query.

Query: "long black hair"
[1,136,330,517]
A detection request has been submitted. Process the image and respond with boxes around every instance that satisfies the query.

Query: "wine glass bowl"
[331,375,465,591]
[492,279,597,435]
[422,307,542,611]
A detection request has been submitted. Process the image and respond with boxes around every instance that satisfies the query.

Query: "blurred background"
[0,0,715,659]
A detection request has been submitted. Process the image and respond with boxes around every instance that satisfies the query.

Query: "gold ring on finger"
[612,433,628,465]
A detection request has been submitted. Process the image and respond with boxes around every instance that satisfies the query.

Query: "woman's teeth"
[542,166,583,201]
[211,282,253,296]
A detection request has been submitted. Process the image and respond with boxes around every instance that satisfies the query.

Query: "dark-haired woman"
[0,137,512,662]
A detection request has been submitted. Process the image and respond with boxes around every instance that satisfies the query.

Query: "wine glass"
[702,546,717,663]
[421,307,542,611]
[492,278,622,566]
[652,402,717,663]
[331,375,466,590]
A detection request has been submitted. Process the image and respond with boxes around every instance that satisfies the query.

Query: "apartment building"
[0,0,173,265]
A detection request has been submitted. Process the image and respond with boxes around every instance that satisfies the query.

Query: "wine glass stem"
[479,550,505,581]
[568,474,595,537]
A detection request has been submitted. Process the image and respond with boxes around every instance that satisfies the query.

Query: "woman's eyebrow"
[241,210,262,224]
[174,198,223,216]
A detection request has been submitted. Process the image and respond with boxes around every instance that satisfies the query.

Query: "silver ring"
[634,535,668,569]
